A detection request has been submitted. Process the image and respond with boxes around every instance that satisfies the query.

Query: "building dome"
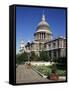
[37,14,49,27]
[36,14,52,35]
[34,13,53,42]
[37,21,49,27]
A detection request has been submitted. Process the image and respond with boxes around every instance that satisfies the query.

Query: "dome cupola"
[37,13,50,31]
[34,12,53,42]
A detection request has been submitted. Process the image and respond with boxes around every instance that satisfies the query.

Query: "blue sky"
[16,6,66,53]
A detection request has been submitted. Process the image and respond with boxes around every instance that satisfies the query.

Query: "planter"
[50,73,59,80]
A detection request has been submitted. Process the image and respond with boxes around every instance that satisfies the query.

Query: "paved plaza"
[16,64,66,84]
[16,64,50,83]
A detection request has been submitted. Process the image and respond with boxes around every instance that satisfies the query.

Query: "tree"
[39,51,49,61]
[16,54,20,64]
[16,52,28,64]
[55,57,67,70]
[30,51,39,61]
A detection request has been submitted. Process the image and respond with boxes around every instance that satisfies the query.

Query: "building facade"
[19,13,66,59]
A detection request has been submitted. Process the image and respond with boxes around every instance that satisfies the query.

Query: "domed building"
[24,13,53,56]
[19,13,66,59]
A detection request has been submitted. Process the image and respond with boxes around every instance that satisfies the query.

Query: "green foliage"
[57,57,66,64]
[33,65,66,76]
[33,65,52,76]
[51,64,57,73]
[53,57,66,64]
[39,51,49,61]
[57,70,66,76]
[30,51,39,61]
[30,51,36,61]
[30,51,50,61]
[16,52,28,64]
[53,57,67,70]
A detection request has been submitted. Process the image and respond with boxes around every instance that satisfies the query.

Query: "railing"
[32,66,47,78]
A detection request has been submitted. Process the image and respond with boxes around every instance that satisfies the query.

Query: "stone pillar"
[37,33,38,40]
[42,33,44,39]
[43,33,44,39]
[41,33,42,39]
[40,33,42,39]
[39,33,40,39]
[43,33,44,40]
[39,33,41,39]
[56,50,58,58]
[45,33,46,40]
[41,33,43,39]
[51,50,53,59]
[35,34,37,40]
[38,33,40,39]
[44,33,45,39]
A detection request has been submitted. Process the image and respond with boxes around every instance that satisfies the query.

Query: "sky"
[16,6,66,53]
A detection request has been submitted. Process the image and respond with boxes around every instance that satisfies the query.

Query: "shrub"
[33,65,66,76]
[39,51,49,61]
[16,52,28,64]
[30,51,39,61]
[33,65,52,76]
[53,57,67,70]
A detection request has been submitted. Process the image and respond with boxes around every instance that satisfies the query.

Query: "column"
[56,50,58,58]
[37,33,39,40]
[41,33,42,40]
[40,33,41,39]
[37,33,38,40]
[51,50,53,59]
[40,33,42,39]
[45,33,46,40]
[42,33,43,39]
[39,33,40,39]
[42,33,43,40]
[42,33,44,39]
[38,33,40,39]
[35,34,37,40]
